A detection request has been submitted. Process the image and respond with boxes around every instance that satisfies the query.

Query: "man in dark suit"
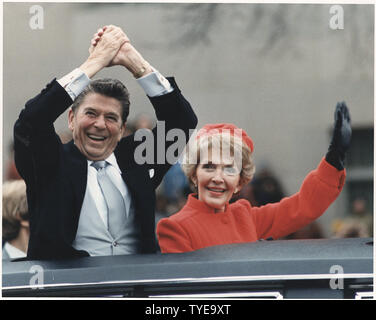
[14,25,197,260]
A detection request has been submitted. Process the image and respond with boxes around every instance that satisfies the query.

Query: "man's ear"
[68,108,74,131]
[119,122,126,139]
[20,220,29,228]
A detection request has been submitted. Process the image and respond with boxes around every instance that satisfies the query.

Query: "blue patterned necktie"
[92,161,126,239]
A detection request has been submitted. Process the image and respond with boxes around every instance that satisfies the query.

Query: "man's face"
[68,93,125,161]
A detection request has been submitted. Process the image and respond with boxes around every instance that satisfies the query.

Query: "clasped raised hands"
[89,25,152,78]
[88,25,129,69]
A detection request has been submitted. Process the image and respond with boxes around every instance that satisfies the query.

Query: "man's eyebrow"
[82,107,120,118]
[82,106,97,112]
[105,111,120,117]
[104,112,121,120]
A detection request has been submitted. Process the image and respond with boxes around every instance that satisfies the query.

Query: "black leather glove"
[325,102,352,170]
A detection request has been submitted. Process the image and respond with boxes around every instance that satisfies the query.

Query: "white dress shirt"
[3,242,27,259]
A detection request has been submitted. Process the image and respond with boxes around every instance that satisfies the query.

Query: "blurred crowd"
[2,112,373,259]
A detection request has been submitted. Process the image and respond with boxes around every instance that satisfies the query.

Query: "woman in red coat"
[157,103,351,253]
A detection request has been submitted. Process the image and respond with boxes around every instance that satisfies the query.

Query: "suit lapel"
[63,140,88,216]
[120,164,155,249]
[115,147,154,231]
[118,160,153,201]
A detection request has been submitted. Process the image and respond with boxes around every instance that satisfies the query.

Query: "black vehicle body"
[2,238,373,299]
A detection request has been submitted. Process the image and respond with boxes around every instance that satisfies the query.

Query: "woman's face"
[192,150,242,213]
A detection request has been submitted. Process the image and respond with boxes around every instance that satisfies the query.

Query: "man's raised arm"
[14,26,128,181]
[90,26,173,98]
[58,25,128,101]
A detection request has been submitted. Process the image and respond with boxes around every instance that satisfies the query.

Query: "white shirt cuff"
[57,68,90,101]
[136,69,174,97]
[57,67,173,101]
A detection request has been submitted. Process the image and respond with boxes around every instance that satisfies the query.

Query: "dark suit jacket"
[14,77,197,260]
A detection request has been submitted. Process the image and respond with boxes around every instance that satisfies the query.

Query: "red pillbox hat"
[196,123,254,153]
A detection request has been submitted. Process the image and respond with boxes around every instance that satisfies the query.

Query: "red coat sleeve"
[157,217,194,253]
[251,158,346,240]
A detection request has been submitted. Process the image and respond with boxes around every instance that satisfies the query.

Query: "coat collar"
[186,193,230,214]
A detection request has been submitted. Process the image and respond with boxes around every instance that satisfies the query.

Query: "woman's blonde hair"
[2,180,28,241]
[181,132,255,192]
